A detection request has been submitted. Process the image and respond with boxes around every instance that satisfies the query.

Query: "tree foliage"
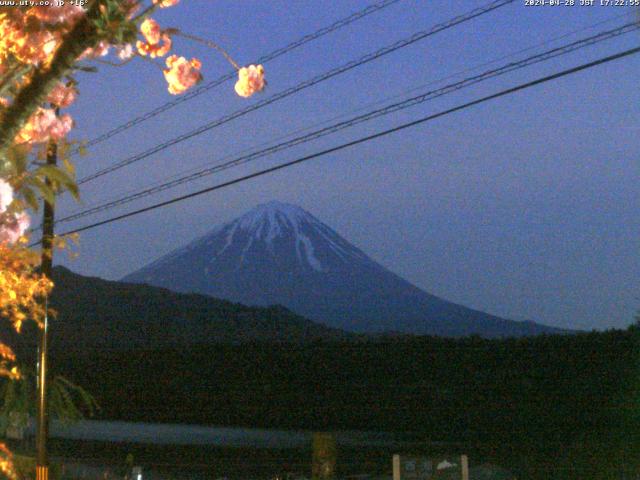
[0,368,99,433]
[0,1,266,476]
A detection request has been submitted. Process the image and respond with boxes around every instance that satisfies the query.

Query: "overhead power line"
[44,45,640,242]
[55,22,639,225]
[70,0,405,154]
[76,0,515,186]
[60,12,633,219]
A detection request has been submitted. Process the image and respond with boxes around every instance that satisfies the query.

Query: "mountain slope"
[16,266,351,350]
[123,201,566,337]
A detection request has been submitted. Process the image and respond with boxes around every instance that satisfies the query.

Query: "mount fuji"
[123,201,565,337]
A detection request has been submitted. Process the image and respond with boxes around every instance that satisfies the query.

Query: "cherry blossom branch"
[131,2,159,23]
[169,29,240,70]
[0,3,103,161]
[92,55,138,68]
[0,63,31,98]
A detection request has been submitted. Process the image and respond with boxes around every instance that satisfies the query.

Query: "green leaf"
[22,187,40,212]
[78,144,89,157]
[62,157,76,177]
[24,176,55,205]
[33,165,79,200]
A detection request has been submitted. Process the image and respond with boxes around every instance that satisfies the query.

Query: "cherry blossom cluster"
[164,55,202,95]
[0,2,183,148]
[1,81,77,146]
[0,5,85,66]
[154,0,180,7]
[130,5,264,98]
[0,179,28,245]
[134,16,203,95]
[235,64,266,98]
[0,0,268,247]
[1,0,266,109]
[137,18,172,58]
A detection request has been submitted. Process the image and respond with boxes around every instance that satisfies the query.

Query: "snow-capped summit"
[238,200,309,230]
[147,201,369,275]
[234,201,371,271]
[123,202,564,337]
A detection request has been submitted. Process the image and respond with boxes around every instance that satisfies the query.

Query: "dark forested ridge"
[50,330,638,433]
[14,268,638,448]
[6,267,638,478]
[39,266,353,349]
[45,329,640,477]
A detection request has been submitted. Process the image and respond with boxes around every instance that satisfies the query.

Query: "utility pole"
[36,124,58,480]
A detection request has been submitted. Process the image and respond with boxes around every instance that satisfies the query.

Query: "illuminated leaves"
[0,368,100,427]
[0,242,50,422]
[0,242,52,333]
[0,443,16,480]
[4,142,78,214]
[0,2,229,475]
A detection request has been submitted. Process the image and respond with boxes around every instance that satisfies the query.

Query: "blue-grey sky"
[54,0,640,331]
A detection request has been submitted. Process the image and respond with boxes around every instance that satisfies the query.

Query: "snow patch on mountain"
[200,201,363,272]
[237,201,306,241]
[297,232,323,271]
[217,223,238,257]
[131,202,371,280]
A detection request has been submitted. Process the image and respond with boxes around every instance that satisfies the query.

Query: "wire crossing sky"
[59,0,640,332]
[55,22,639,225]
[76,0,515,186]
[50,44,640,240]
[70,0,405,155]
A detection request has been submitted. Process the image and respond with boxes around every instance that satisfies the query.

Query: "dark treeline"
[44,328,640,478]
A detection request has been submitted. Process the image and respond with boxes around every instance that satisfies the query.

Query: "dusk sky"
[53,0,640,331]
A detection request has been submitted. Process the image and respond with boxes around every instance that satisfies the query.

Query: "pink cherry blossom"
[80,41,110,59]
[154,0,180,8]
[140,18,161,45]
[137,18,172,58]
[163,55,202,95]
[94,41,111,57]
[0,180,13,213]
[30,5,85,26]
[47,83,77,109]
[234,64,265,98]
[10,29,58,65]
[137,34,171,58]
[0,9,61,65]
[48,114,73,140]
[0,211,30,245]
[116,44,134,61]
[16,108,57,144]
[15,108,73,144]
